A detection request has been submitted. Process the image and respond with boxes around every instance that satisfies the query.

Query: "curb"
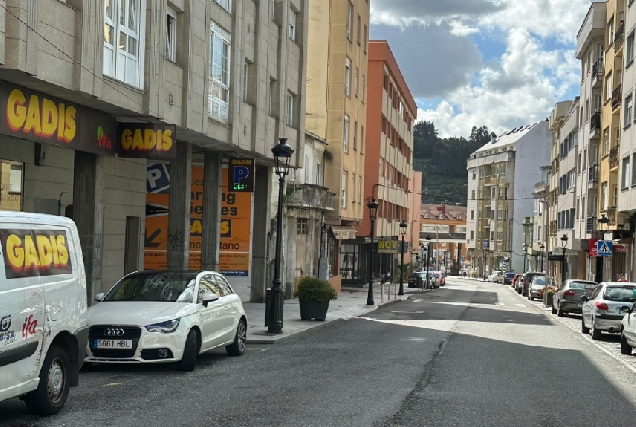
[246,296,411,345]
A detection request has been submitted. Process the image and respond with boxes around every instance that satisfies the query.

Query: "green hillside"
[412,123,494,207]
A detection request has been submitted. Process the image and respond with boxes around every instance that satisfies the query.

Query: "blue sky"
[369,0,596,138]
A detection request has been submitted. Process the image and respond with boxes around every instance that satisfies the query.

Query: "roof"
[474,122,543,154]
[420,204,467,221]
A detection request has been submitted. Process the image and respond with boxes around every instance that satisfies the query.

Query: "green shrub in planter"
[294,277,337,321]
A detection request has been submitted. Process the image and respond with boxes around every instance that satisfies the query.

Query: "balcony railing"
[590,111,601,134]
[286,184,335,211]
[588,164,598,183]
[609,145,620,169]
[612,84,622,110]
[592,58,604,80]
[615,23,625,53]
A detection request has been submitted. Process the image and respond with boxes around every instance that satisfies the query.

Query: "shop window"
[0,161,23,211]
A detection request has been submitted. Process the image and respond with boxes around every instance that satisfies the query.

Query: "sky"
[369,0,597,139]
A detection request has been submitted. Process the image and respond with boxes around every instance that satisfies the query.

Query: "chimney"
[491,135,497,144]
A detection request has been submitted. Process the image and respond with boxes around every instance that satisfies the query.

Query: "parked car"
[512,274,522,287]
[432,271,446,286]
[0,212,88,415]
[552,279,598,316]
[619,289,636,354]
[519,272,546,296]
[85,269,247,371]
[503,272,516,285]
[528,275,549,300]
[581,282,636,340]
[488,270,502,282]
[408,272,427,288]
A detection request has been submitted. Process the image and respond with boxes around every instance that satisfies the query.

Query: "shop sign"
[589,238,599,257]
[144,163,251,276]
[228,158,255,192]
[0,229,73,279]
[117,123,176,159]
[377,240,398,253]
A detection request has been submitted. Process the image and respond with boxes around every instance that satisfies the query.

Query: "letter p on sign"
[229,158,255,192]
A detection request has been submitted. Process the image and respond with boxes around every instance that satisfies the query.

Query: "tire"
[529,295,533,301]
[581,317,590,334]
[621,332,633,355]
[551,304,557,314]
[591,318,602,340]
[557,304,565,317]
[225,319,247,357]
[23,346,70,415]
[177,329,199,372]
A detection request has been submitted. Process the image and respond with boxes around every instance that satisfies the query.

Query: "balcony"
[615,22,625,54]
[484,176,493,186]
[588,164,598,188]
[609,145,620,170]
[285,184,335,211]
[590,111,601,137]
[612,84,622,111]
[591,59,603,89]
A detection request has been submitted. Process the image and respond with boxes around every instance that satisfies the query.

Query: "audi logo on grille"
[105,328,125,337]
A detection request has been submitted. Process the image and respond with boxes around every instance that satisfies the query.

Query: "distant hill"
[412,122,494,207]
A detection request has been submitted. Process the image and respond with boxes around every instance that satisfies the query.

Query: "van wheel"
[23,346,70,415]
[177,329,198,372]
[581,317,590,334]
[621,332,633,355]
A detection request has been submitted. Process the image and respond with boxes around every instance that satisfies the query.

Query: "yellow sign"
[377,240,398,253]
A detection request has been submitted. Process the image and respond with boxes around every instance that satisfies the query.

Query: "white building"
[466,122,552,275]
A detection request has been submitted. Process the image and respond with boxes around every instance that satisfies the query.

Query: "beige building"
[306,0,369,227]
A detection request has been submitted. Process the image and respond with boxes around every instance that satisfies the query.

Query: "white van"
[0,211,88,415]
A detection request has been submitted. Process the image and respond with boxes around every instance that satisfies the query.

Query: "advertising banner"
[144,163,251,276]
[0,229,73,279]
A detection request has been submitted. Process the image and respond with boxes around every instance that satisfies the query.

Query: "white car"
[487,271,502,282]
[85,270,247,371]
[619,287,636,354]
[582,282,636,340]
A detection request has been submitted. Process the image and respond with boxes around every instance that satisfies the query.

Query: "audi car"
[84,270,247,371]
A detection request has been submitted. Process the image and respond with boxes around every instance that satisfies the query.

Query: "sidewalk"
[244,283,422,344]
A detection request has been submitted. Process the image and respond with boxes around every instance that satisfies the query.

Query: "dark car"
[408,272,428,288]
[519,272,546,296]
[503,272,516,285]
[552,279,597,316]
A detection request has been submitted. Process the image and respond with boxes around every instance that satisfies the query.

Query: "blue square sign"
[597,240,613,256]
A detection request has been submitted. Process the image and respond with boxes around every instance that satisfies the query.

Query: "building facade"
[466,122,552,276]
[0,0,308,303]
[305,0,370,289]
[420,205,467,275]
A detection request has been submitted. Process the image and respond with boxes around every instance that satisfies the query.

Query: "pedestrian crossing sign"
[597,240,613,256]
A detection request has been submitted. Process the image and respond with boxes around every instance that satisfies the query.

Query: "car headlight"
[145,319,180,333]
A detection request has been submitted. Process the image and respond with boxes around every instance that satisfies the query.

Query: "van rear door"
[0,222,46,399]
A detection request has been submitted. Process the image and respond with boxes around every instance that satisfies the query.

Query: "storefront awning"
[330,226,357,240]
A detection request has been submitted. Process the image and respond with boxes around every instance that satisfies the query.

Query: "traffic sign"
[597,240,613,256]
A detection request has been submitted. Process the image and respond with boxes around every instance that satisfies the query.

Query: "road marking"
[102,383,122,387]
[391,310,425,314]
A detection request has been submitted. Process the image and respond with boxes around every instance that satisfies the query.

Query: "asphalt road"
[3,279,636,427]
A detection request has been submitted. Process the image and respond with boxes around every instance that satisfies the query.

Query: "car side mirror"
[201,292,219,307]
[94,292,105,302]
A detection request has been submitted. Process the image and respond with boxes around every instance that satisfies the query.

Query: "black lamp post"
[522,244,528,273]
[598,214,609,233]
[425,234,431,289]
[539,242,545,273]
[367,198,379,305]
[268,138,294,334]
[560,234,569,285]
[398,220,407,296]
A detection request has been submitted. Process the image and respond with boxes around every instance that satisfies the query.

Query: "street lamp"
[560,234,569,284]
[367,198,379,305]
[268,138,294,334]
[598,214,609,234]
[398,220,407,296]
[425,234,432,289]
[539,242,545,273]
[522,244,528,273]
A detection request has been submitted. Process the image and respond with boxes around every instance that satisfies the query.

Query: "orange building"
[420,204,469,274]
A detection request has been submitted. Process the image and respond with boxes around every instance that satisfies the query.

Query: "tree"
[413,121,440,158]
[470,125,495,146]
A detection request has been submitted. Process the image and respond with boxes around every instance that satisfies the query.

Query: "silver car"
[528,275,549,301]
[581,282,636,340]
[552,279,597,316]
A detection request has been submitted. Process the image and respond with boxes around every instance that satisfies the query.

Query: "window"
[606,72,613,102]
[342,171,348,208]
[297,218,308,235]
[471,210,475,220]
[269,78,276,115]
[363,25,367,53]
[358,175,362,204]
[288,9,296,41]
[628,31,635,64]
[304,154,310,182]
[633,153,636,185]
[286,92,296,126]
[613,184,618,206]
[360,126,365,153]
[472,170,477,180]
[214,0,231,13]
[602,182,608,209]
[345,58,351,97]
[343,115,350,152]
[471,190,475,200]
[609,17,615,45]
[316,161,323,186]
[357,15,361,44]
[623,156,631,189]
[346,2,353,42]
[604,127,610,155]
[351,174,356,202]
[243,61,249,102]
[103,0,145,88]
[361,75,366,102]
[626,94,633,127]
[209,22,231,124]
[166,7,177,62]
[353,121,358,150]
[270,0,276,21]
[470,230,475,240]
[355,67,359,97]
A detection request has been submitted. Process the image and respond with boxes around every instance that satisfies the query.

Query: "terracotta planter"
[299,299,329,321]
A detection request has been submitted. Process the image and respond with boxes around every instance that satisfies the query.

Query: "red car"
[512,274,522,287]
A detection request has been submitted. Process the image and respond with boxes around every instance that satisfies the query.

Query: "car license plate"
[93,339,132,349]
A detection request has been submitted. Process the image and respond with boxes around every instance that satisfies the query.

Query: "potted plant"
[543,286,556,307]
[294,276,338,321]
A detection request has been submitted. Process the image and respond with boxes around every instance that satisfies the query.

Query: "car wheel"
[591,318,602,340]
[551,304,557,314]
[621,331,633,355]
[177,329,199,372]
[226,318,247,357]
[528,295,533,301]
[581,316,590,334]
[23,346,70,415]
[557,304,565,317]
